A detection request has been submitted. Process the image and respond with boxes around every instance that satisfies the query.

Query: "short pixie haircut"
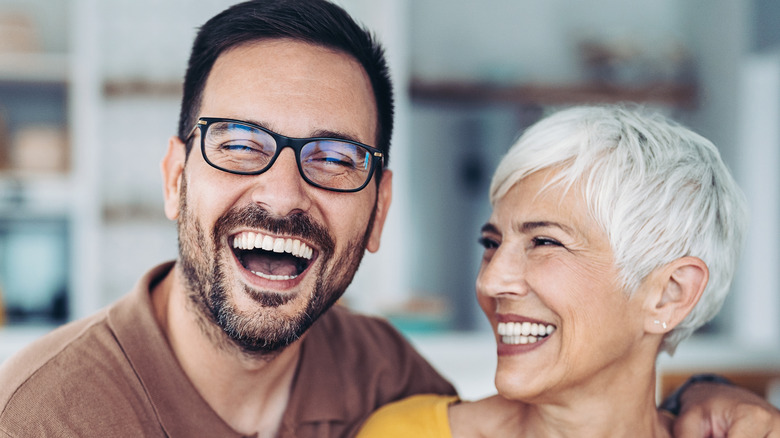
[177,0,394,174]
[490,105,748,354]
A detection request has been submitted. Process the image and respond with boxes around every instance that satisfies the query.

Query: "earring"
[654,320,668,329]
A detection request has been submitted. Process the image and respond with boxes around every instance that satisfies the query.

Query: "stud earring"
[654,320,668,329]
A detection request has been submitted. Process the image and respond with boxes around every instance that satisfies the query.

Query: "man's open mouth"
[497,321,556,345]
[232,231,314,281]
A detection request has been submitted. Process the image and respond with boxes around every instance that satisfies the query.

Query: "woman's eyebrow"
[480,223,499,234]
[517,221,575,235]
[481,220,576,237]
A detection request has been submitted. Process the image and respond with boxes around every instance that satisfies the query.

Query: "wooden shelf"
[410,79,697,109]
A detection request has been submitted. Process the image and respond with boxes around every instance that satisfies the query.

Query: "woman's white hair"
[490,105,748,355]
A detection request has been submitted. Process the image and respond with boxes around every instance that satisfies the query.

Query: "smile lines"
[232,231,313,260]
[497,321,556,345]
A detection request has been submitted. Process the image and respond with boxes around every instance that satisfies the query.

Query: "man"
[0,1,777,437]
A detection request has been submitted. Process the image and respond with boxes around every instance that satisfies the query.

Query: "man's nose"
[249,148,312,216]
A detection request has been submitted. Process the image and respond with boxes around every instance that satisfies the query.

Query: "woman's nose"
[476,248,530,299]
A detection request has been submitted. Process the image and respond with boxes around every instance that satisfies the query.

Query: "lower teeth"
[502,335,547,345]
[251,271,297,281]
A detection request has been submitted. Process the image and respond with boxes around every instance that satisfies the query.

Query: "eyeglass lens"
[203,120,374,191]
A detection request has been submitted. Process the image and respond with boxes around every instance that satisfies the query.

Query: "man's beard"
[176,177,375,358]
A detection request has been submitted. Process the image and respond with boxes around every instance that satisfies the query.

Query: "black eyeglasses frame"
[189,117,384,193]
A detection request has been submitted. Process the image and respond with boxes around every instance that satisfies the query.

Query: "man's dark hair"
[177,0,394,173]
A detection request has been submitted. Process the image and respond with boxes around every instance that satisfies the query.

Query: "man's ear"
[644,256,709,334]
[161,136,186,220]
[366,169,393,253]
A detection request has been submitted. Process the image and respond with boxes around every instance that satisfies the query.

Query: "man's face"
[161,39,392,356]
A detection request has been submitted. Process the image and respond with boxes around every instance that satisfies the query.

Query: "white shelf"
[0,174,73,217]
[0,53,69,83]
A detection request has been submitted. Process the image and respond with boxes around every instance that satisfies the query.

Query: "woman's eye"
[478,236,499,250]
[532,237,562,247]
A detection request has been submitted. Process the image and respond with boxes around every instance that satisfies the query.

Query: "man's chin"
[223,330,300,357]
[211,290,319,356]
[211,315,298,355]
[242,287,298,308]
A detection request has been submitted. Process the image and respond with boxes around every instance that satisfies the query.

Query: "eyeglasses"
[190,117,384,193]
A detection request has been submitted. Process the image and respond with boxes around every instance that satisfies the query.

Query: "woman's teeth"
[497,321,556,345]
[232,231,313,260]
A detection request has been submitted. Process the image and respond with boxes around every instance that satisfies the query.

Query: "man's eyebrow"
[239,117,271,130]
[310,129,366,144]
[238,117,366,144]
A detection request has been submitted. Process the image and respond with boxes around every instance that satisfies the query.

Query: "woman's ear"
[161,136,187,220]
[643,257,709,334]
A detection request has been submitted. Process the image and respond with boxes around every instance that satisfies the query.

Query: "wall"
[2,1,778,390]
[401,0,743,333]
[410,0,684,84]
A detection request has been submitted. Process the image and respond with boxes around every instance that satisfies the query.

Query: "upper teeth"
[497,322,556,345]
[232,231,313,260]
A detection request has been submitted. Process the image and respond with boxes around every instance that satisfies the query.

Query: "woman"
[357,105,748,437]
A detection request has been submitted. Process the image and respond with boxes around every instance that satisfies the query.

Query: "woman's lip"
[496,313,554,325]
[496,333,553,356]
[494,313,557,356]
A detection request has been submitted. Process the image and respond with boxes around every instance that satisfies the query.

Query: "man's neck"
[152,267,302,437]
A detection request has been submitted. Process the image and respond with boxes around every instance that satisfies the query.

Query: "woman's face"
[477,169,649,403]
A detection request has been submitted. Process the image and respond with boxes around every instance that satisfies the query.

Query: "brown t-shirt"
[0,262,456,437]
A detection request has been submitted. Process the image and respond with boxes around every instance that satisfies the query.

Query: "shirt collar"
[108,262,250,438]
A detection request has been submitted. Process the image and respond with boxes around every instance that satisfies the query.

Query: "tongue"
[243,251,300,277]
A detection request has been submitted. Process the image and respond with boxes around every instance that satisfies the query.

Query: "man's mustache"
[212,204,335,257]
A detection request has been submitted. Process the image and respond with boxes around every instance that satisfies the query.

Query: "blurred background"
[0,0,778,402]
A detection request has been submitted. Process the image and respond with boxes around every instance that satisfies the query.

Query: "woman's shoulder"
[356,394,460,438]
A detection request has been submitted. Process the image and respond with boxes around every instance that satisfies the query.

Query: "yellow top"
[356,394,459,438]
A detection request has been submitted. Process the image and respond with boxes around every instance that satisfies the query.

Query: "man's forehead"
[200,39,378,144]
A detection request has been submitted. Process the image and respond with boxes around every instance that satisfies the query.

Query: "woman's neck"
[523,388,669,438]
[451,369,670,438]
